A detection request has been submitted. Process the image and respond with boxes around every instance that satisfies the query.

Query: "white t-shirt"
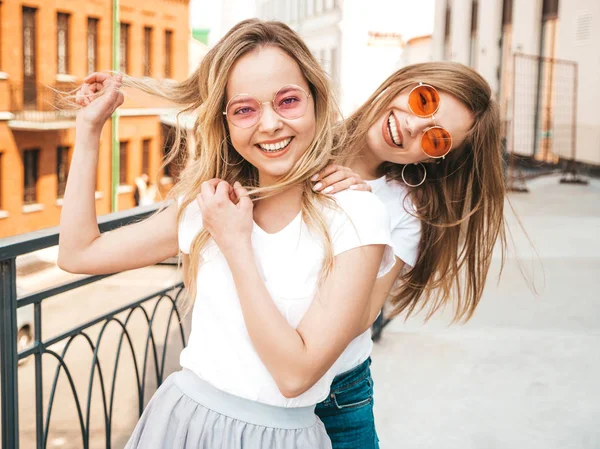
[366,176,421,267]
[333,175,422,375]
[178,190,395,407]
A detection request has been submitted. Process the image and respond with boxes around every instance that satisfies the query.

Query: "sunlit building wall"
[0,0,190,238]
[433,0,600,165]
[399,35,433,68]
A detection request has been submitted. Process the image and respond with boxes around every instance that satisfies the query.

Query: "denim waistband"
[330,357,371,393]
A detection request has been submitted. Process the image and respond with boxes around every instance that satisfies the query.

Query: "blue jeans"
[315,358,379,449]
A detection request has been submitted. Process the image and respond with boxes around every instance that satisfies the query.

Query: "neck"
[254,173,303,231]
[348,142,385,181]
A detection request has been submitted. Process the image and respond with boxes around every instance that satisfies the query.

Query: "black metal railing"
[0,203,186,449]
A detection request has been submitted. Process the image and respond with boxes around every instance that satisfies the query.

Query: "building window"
[87,18,99,74]
[330,47,338,86]
[470,0,479,68]
[57,146,69,198]
[161,125,184,181]
[164,30,173,78]
[0,152,3,209]
[22,7,37,108]
[541,0,559,57]
[542,0,559,19]
[23,149,39,205]
[120,23,130,73]
[499,0,514,124]
[536,0,560,161]
[502,0,513,26]
[57,13,70,75]
[142,139,151,176]
[119,141,128,185]
[0,2,3,72]
[444,4,452,60]
[143,26,152,76]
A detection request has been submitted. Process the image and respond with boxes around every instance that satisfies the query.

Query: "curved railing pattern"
[38,285,186,449]
[0,202,188,449]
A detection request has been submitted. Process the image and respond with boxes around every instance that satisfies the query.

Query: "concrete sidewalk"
[372,175,600,449]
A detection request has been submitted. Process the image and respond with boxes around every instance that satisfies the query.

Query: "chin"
[258,162,297,182]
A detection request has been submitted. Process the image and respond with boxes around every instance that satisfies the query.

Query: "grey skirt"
[125,369,332,449]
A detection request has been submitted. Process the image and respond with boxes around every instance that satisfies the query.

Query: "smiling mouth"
[387,113,403,147]
[256,137,293,153]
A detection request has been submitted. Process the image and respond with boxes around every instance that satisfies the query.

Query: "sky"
[189,0,435,44]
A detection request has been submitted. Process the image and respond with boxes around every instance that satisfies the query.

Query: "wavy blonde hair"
[122,19,345,309]
[343,62,507,322]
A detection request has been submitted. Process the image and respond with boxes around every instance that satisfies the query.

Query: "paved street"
[372,174,600,449]
[8,173,599,448]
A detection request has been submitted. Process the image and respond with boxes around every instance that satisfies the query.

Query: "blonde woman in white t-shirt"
[310,63,507,448]
[58,19,396,449]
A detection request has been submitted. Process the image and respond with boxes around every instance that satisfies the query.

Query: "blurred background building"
[2,0,598,239]
[255,0,419,114]
[433,0,600,167]
[0,0,190,238]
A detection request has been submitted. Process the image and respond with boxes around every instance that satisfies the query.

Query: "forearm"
[225,242,313,396]
[58,122,103,267]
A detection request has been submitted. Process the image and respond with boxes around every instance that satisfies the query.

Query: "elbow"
[57,252,76,273]
[277,375,313,399]
[57,248,83,274]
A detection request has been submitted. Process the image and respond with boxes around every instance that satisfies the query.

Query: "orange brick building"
[0,0,189,238]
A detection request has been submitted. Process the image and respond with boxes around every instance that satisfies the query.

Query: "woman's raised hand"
[311,164,372,194]
[196,179,254,254]
[75,73,124,130]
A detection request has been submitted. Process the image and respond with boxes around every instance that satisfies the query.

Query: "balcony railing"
[0,203,186,449]
[9,82,78,122]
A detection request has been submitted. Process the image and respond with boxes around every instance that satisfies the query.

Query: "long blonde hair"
[123,19,344,308]
[344,62,506,322]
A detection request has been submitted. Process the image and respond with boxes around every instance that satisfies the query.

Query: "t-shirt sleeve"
[329,191,396,278]
[177,196,203,254]
[390,196,421,268]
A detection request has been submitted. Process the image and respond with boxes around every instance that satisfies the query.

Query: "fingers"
[349,182,371,192]
[200,179,220,198]
[195,192,205,213]
[313,169,355,193]
[215,180,232,199]
[77,74,122,109]
[75,88,85,107]
[115,91,125,109]
[311,164,339,182]
[200,179,232,206]
[233,181,252,210]
[83,72,112,84]
[229,189,238,204]
[311,164,370,194]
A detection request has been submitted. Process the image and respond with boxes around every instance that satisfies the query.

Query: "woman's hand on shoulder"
[196,179,253,254]
[311,164,371,194]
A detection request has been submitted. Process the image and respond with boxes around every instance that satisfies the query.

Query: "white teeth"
[388,114,402,146]
[258,137,292,152]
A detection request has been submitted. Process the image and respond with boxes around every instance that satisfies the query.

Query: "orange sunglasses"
[407,82,453,159]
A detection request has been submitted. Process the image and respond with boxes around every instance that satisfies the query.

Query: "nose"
[405,114,435,137]
[257,102,283,133]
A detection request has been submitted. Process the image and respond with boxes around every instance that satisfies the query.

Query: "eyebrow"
[227,96,254,109]
[276,86,299,96]
[227,85,305,104]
